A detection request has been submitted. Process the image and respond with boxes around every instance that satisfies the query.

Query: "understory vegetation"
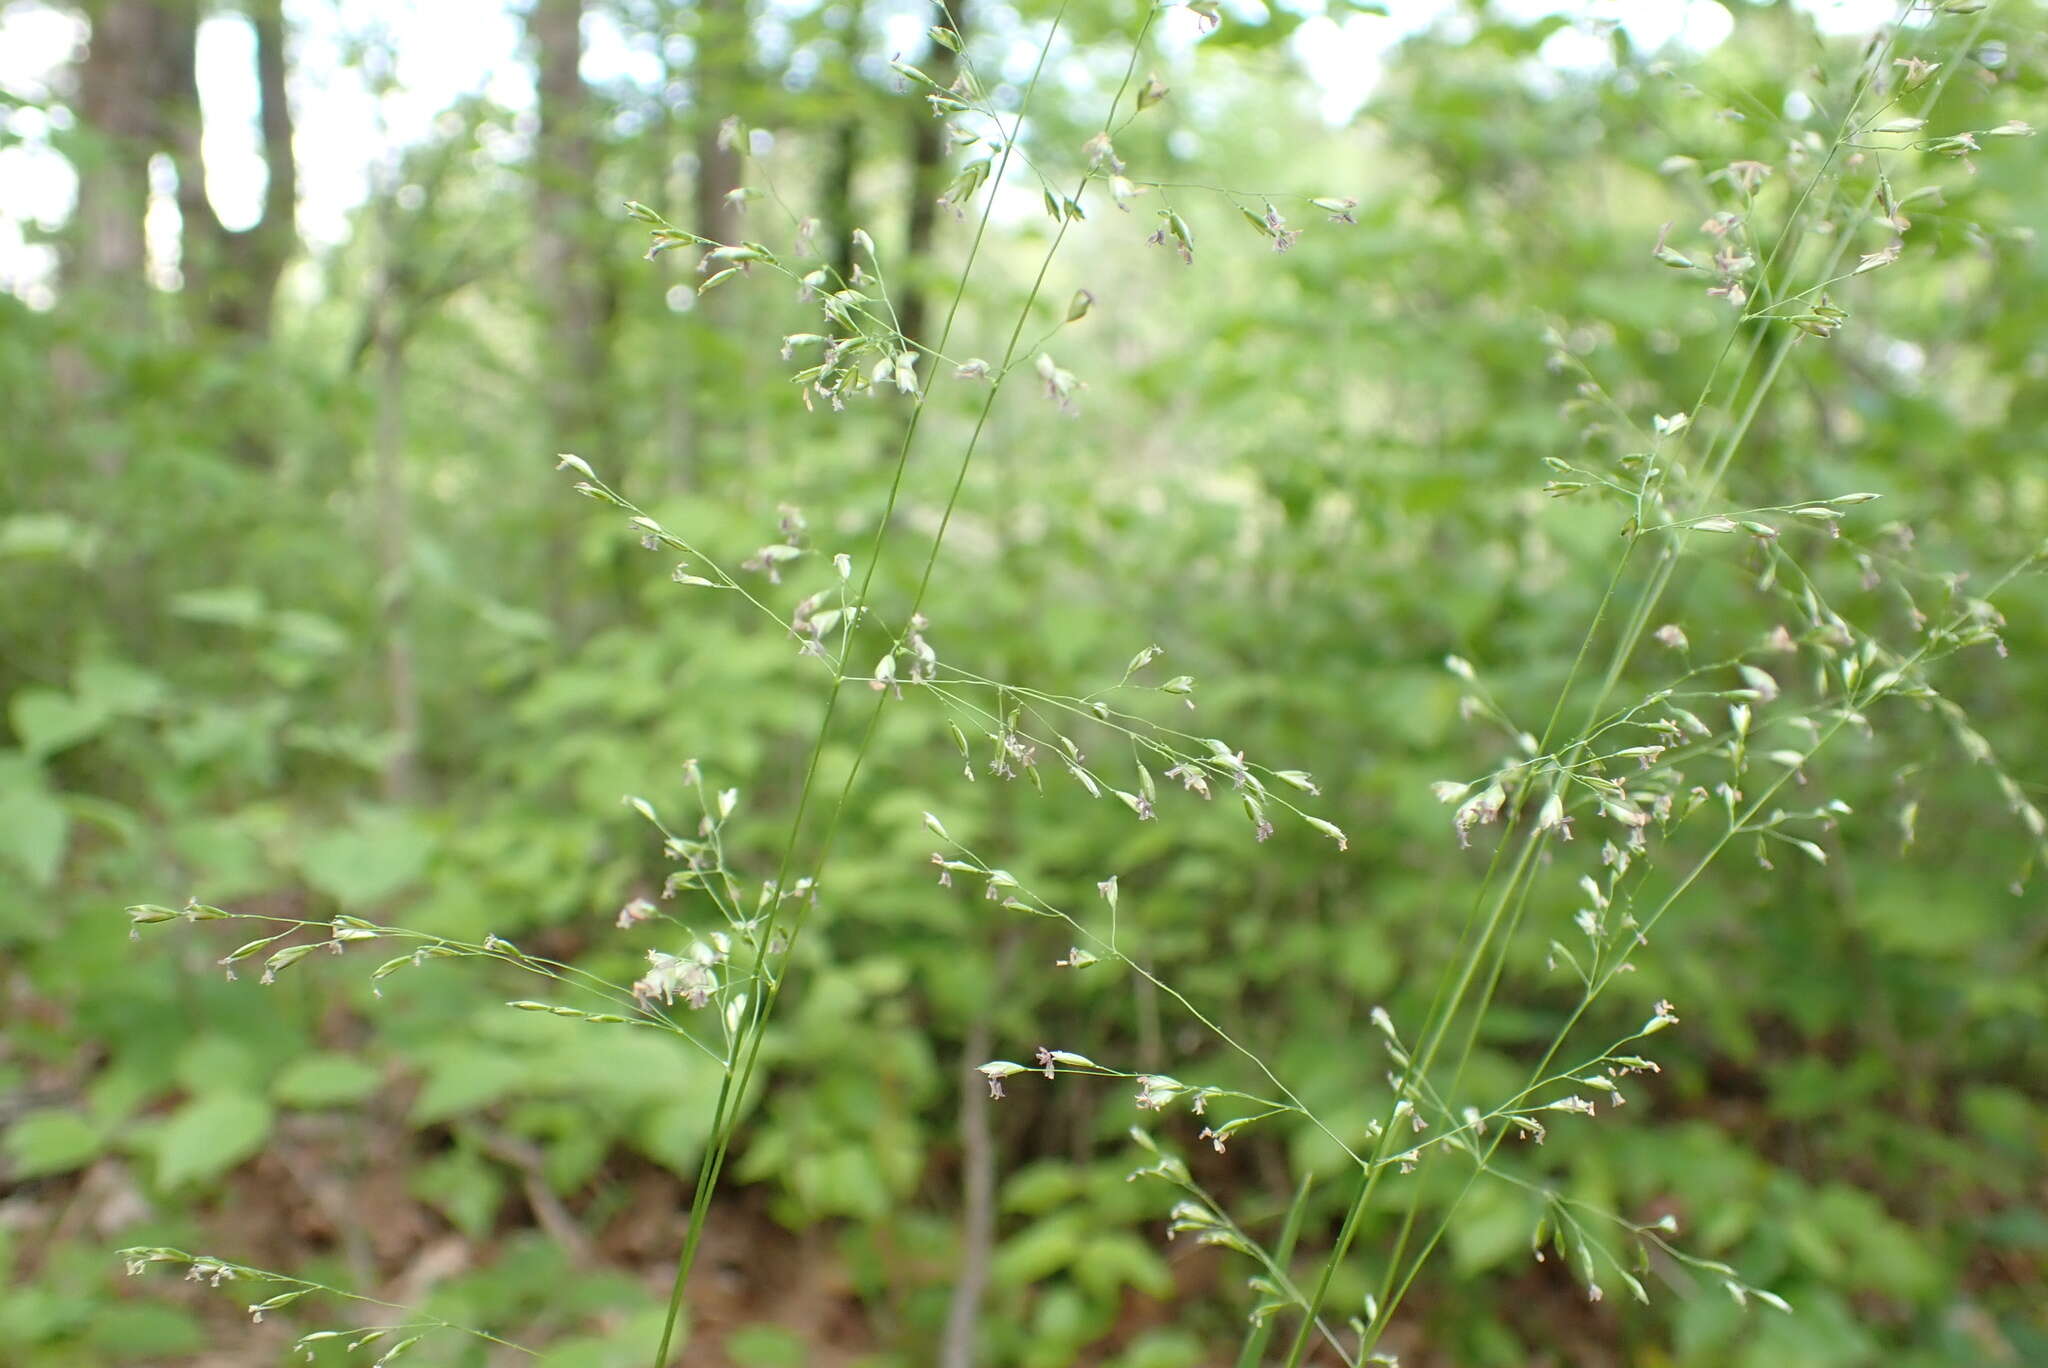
[2,1,2044,1365]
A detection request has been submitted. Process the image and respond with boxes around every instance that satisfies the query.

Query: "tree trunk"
[817,0,866,286]
[66,0,162,300]
[690,0,746,253]
[895,1,967,352]
[681,0,748,477]
[939,1012,997,1368]
[165,0,299,337]
[821,119,861,286]
[656,3,696,486]
[68,0,301,467]
[372,311,420,805]
[67,0,296,326]
[59,0,183,474]
[531,0,610,465]
[940,927,1017,1368]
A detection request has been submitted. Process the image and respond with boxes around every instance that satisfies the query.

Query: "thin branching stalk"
[1273,10,2006,1361]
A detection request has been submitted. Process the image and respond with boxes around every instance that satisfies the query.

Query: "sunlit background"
[1,0,1916,298]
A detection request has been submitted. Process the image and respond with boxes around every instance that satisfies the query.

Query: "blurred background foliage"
[1,0,2044,1364]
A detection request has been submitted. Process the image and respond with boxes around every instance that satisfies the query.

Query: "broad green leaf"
[268,609,349,655]
[2,1108,104,1178]
[83,1303,206,1357]
[410,1148,506,1238]
[169,815,272,899]
[1450,1182,1535,1276]
[723,1324,805,1368]
[172,1034,265,1096]
[532,1308,674,1368]
[273,1053,384,1108]
[74,659,169,715]
[1121,1329,1207,1368]
[0,756,68,888]
[299,809,434,907]
[152,1092,273,1189]
[410,1046,530,1123]
[788,1145,890,1220]
[9,688,110,759]
[1001,1161,1085,1215]
[991,1213,1086,1287]
[1073,1232,1174,1299]
[168,585,266,627]
[0,512,95,562]
[635,1100,712,1179]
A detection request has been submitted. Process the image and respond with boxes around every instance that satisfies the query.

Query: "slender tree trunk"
[821,119,861,285]
[67,0,297,330]
[896,1,967,352]
[690,0,745,253]
[939,1013,997,1368]
[655,3,695,485]
[354,126,479,800]
[531,0,608,465]
[228,0,298,333]
[60,0,200,477]
[940,929,1016,1368]
[532,0,624,622]
[164,0,299,337]
[817,0,865,286]
[66,0,162,300]
[99,0,302,468]
[372,309,419,804]
[684,0,748,475]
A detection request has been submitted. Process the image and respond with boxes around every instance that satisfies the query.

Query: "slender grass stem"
[1277,7,2002,1358]
[643,10,1190,1363]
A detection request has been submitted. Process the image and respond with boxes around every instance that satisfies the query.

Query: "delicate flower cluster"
[630,935,730,1012]
[1134,1074,1194,1112]
[872,613,939,695]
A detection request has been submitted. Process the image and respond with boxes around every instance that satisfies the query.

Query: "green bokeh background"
[2,2,2043,1364]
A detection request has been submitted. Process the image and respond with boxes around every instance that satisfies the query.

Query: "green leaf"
[75,659,169,715]
[0,755,69,888]
[273,1053,384,1108]
[1123,1329,1207,1368]
[532,1308,675,1367]
[169,814,273,900]
[2,1108,104,1178]
[410,1046,529,1123]
[172,1034,266,1096]
[299,809,435,907]
[1074,1232,1173,1298]
[152,1092,273,1189]
[83,1303,206,1357]
[636,1099,713,1179]
[169,585,266,627]
[9,688,111,759]
[788,1145,890,1220]
[0,512,95,562]
[724,1324,805,1368]
[1450,1181,1533,1275]
[269,609,350,655]
[410,1148,506,1238]
[991,1213,1086,1286]
[1001,1161,1084,1214]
